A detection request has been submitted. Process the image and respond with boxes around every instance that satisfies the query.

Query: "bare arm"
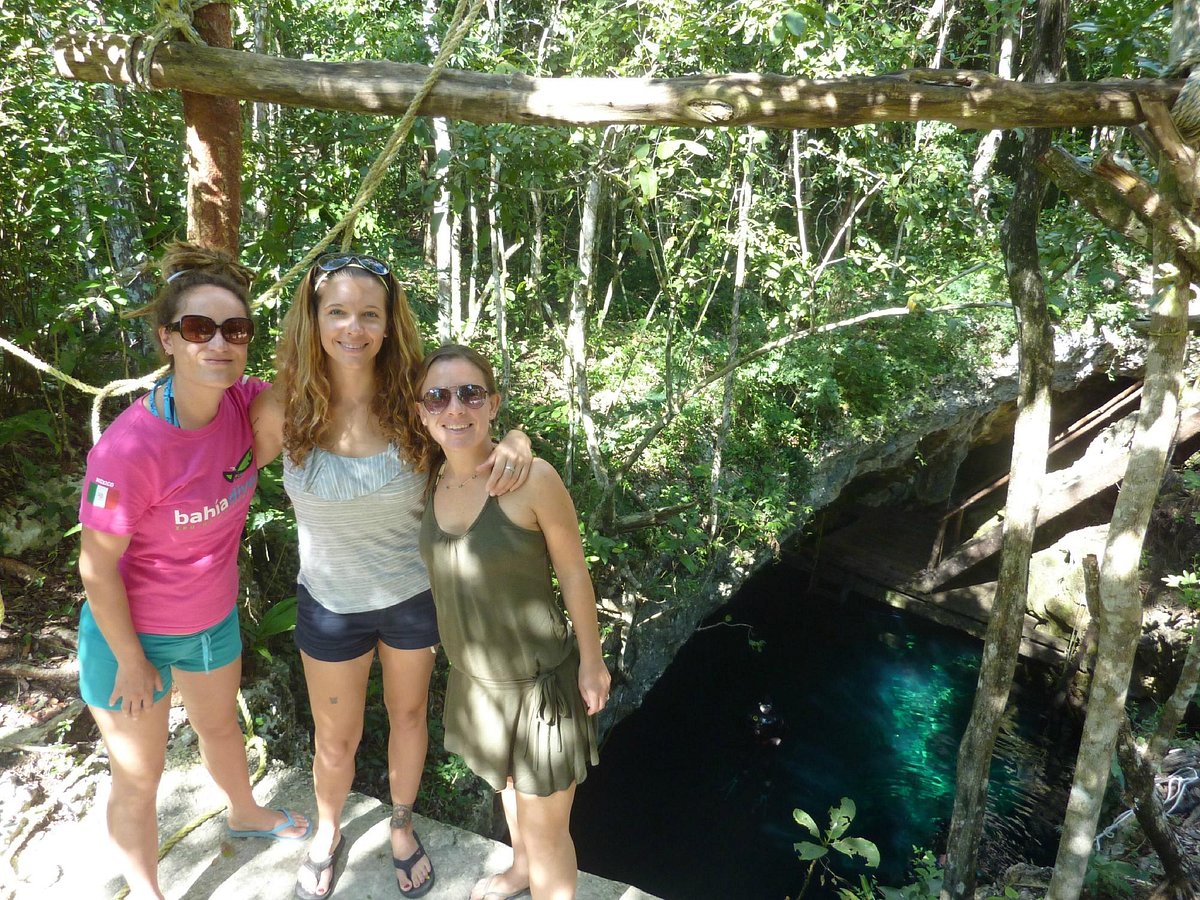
[529,460,611,715]
[79,527,162,716]
[250,384,285,468]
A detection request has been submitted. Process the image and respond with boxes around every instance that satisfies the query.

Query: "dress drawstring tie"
[525,666,571,769]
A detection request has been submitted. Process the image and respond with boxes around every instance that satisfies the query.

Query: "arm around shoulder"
[250,384,285,468]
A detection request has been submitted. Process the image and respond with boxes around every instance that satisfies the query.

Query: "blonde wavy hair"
[274,262,426,468]
[413,343,499,498]
[132,240,256,367]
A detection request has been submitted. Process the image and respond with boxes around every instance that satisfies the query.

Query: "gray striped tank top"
[282,445,430,614]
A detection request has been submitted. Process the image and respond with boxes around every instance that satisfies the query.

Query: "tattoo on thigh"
[390,804,413,830]
[328,696,339,705]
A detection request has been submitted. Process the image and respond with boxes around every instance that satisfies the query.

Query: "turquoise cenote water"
[571,563,1071,899]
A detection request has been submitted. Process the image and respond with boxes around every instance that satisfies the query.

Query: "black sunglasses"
[420,384,490,414]
[311,254,392,292]
[168,314,255,345]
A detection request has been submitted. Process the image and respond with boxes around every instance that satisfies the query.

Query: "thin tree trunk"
[940,2,1064,897]
[1115,718,1200,896]
[450,197,464,336]
[467,181,481,336]
[96,84,151,313]
[1148,624,1200,761]
[1047,5,1197,891]
[709,146,752,537]
[566,159,610,493]
[970,6,1017,223]
[424,0,454,338]
[247,0,271,235]
[791,130,810,265]
[1047,184,1192,899]
[488,153,512,389]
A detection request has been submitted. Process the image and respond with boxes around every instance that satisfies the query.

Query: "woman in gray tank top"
[414,344,610,900]
[251,257,532,900]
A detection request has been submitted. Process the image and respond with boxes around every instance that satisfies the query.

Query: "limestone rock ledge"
[14,757,657,900]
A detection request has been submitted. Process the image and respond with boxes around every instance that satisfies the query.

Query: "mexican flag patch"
[86,480,119,509]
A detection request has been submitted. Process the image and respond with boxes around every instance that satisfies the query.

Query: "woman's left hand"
[481,429,533,495]
[578,659,612,716]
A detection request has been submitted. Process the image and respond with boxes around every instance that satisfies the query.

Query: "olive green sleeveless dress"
[419,494,599,796]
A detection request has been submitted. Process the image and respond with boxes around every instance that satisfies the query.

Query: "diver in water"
[751,699,784,747]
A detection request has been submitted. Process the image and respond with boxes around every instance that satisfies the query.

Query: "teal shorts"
[77,603,242,710]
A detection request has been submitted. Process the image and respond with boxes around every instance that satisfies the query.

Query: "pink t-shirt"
[79,377,268,634]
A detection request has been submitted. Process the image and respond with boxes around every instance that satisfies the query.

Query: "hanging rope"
[254,0,487,309]
[0,335,165,444]
[5,0,486,440]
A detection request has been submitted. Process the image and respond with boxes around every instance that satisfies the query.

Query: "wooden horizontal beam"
[54,32,1184,130]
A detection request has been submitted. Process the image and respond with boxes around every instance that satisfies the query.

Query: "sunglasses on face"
[167,314,255,345]
[419,384,490,414]
[311,253,392,293]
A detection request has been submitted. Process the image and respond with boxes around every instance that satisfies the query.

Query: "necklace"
[439,468,479,490]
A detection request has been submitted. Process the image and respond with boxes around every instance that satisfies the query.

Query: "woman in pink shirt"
[77,242,310,900]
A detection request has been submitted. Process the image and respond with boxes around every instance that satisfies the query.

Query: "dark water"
[571,563,1071,900]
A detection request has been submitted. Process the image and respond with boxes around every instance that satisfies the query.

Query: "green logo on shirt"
[224,446,253,482]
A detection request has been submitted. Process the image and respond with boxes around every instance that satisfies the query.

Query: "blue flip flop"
[227,808,312,841]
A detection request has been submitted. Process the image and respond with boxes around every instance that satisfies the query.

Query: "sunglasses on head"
[311,254,391,292]
[168,314,255,345]
[419,384,490,414]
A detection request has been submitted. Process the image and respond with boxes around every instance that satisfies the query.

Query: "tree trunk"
[97,84,151,313]
[424,0,455,339]
[791,130,810,265]
[1047,3,1197,889]
[183,4,241,255]
[969,5,1017,222]
[940,2,1064,897]
[487,153,513,390]
[1115,718,1200,896]
[466,180,481,337]
[709,145,752,537]
[566,160,610,494]
[1148,623,1200,761]
[53,34,1185,130]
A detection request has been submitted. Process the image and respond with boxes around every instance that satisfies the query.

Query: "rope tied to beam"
[1167,50,1200,144]
[130,0,222,90]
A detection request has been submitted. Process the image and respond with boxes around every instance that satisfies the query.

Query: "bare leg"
[174,661,309,836]
[378,643,436,892]
[470,780,531,900]
[90,699,171,900]
[295,647,374,896]
[515,784,577,900]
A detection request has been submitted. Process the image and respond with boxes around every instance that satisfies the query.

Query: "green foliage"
[878,849,943,899]
[241,596,298,661]
[1,0,1175,840]
[0,411,60,453]
[1162,568,1200,612]
[1082,853,1141,898]
[792,797,880,899]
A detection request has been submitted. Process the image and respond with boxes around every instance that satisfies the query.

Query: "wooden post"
[184,5,241,255]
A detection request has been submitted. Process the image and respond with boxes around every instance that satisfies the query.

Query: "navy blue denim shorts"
[294,583,439,662]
